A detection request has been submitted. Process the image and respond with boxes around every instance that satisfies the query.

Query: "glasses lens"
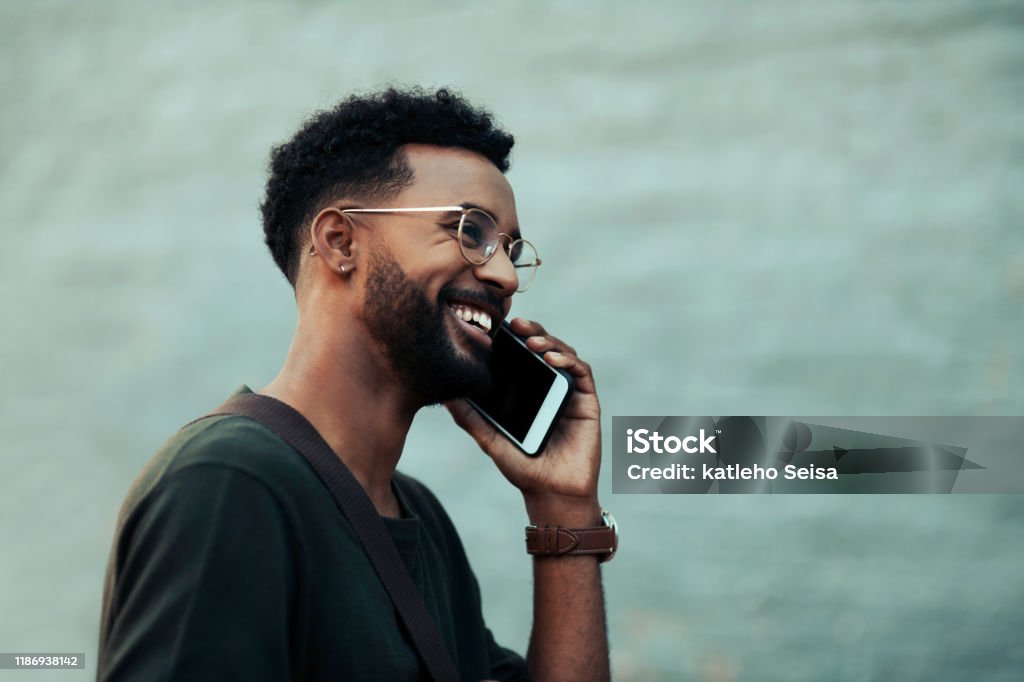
[508,239,537,267]
[511,240,539,292]
[458,209,499,265]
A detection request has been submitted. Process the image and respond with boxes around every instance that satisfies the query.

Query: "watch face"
[600,509,618,562]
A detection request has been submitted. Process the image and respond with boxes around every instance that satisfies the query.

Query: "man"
[98,87,612,681]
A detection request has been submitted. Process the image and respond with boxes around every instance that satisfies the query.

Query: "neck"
[261,306,420,518]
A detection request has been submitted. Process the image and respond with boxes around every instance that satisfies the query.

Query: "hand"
[446,317,602,526]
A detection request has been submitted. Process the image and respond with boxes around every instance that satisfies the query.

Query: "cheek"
[376,231,471,292]
[411,256,470,293]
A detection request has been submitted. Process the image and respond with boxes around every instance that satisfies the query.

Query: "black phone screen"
[471,329,556,442]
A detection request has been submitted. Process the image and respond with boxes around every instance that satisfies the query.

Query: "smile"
[447,302,494,338]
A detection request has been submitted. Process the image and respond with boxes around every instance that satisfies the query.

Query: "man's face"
[358,145,520,405]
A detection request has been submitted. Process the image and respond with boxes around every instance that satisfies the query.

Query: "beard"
[363,247,493,405]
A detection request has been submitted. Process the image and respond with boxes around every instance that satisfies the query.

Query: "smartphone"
[467,322,574,456]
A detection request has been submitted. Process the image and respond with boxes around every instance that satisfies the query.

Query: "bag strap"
[205,392,460,682]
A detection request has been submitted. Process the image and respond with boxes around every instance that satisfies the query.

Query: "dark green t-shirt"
[98,398,527,681]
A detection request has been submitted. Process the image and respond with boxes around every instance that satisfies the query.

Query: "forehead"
[398,144,519,231]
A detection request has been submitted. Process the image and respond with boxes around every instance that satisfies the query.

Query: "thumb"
[444,399,500,453]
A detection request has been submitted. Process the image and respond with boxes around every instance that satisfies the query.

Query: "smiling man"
[98,88,611,681]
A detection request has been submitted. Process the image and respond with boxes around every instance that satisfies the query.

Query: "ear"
[308,207,359,275]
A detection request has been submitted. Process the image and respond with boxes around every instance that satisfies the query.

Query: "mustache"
[438,284,505,316]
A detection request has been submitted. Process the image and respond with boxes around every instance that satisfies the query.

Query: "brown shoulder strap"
[206,393,459,682]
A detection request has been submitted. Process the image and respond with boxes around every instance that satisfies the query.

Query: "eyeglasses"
[340,205,542,293]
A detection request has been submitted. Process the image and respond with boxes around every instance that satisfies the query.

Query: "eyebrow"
[460,201,522,240]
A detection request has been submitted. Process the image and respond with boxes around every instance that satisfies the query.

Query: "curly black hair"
[260,86,515,285]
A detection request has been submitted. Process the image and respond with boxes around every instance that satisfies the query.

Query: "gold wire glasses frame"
[340,205,542,293]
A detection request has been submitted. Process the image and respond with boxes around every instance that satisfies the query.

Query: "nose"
[473,245,519,295]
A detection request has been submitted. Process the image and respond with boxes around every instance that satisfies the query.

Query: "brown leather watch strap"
[525,524,617,560]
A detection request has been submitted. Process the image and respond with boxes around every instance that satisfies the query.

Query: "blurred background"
[2,1,1022,680]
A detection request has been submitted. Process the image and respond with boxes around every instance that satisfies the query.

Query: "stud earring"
[339,265,346,274]
[308,245,316,256]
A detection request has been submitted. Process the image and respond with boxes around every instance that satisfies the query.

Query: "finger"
[509,317,593,391]
[544,351,591,377]
[525,334,576,356]
[544,351,596,394]
[508,317,546,337]
[509,317,579,355]
[446,401,530,471]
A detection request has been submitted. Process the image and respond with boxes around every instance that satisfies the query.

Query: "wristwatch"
[525,509,618,563]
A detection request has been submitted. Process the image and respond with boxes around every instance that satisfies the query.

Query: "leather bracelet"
[525,509,618,563]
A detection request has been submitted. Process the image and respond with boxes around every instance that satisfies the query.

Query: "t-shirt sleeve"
[484,625,531,681]
[99,464,298,682]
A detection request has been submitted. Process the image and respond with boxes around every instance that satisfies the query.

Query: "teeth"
[449,303,493,334]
